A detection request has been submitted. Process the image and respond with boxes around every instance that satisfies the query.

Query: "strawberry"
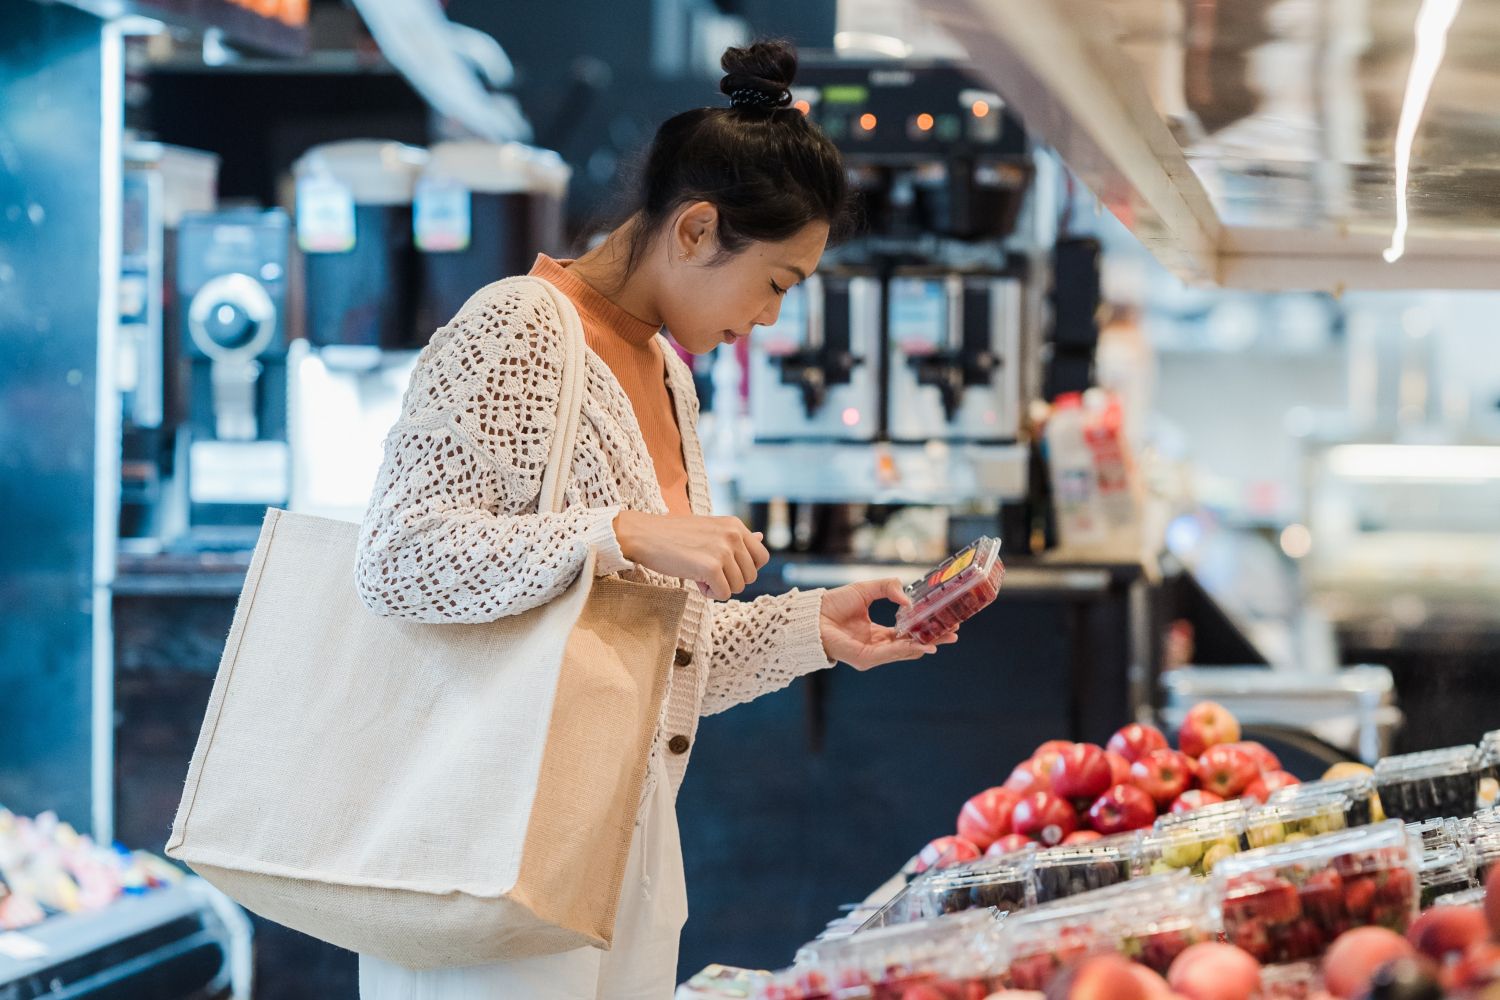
[1376,866,1416,906]
[1229,918,1273,962]
[1344,874,1377,920]
[1226,873,1302,925]
[1299,868,1345,927]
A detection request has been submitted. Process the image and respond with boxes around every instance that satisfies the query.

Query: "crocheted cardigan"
[355,276,833,795]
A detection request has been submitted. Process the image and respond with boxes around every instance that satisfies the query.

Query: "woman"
[354,39,957,999]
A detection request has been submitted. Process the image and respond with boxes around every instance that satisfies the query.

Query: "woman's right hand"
[613,510,770,600]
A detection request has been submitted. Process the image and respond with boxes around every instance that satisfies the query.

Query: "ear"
[673,201,719,261]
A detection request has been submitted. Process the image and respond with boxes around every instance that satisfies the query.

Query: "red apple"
[914,835,980,874]
[1407,906,1487,962]
[1063,829,1104,845]
[1051,743,1113,802]
[1130,748,1195,807]
[1323,927,1417,999]
[1229,741,1281,773]
[1035,739,1075,758]
[1088,783,1157,835]
[1012,791,1078,846]
[1167,942,1262,1000]
[1171,789,1226,814]
[1179,701,1242,759]
[1005,757,1054,795]
[987,833,1035,857]
[1242,769,1302,804]
[1045,954,1149,1000]
[1105,750,1132,785]
[1108,723,1169,764]
[1196,745,1258,798]
[957,786,1022,851]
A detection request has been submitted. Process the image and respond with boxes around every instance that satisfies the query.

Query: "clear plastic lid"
[1154,799,1249,832]
[1245,794,1350,848]
[1215,819,1417,882]
[894,537,1004,641]
[1418,842,1476,907]
[1142,806,1248,876]
[1406,816,1465,849]
[1433,886,1487,907]
[1375,745,1479,783]
[1272,776,1381,826]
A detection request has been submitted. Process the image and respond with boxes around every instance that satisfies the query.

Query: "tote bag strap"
[527,276,589,516]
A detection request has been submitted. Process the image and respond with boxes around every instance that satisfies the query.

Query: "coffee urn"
[415,140,571,332]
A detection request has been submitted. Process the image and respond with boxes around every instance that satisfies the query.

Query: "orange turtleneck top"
[528,254,692,517]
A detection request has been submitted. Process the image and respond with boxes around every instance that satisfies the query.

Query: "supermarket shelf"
[0,879,251,1000]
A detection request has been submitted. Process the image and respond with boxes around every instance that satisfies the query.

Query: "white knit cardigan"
[354,276,833,796]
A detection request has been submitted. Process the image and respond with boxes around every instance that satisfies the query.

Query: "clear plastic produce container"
[1418,841,1476,908]
[1142,806,1249,877]
[1470,829,1500,885]
[769,909,1004,1000]
[1271,775,1382,828]
[1246,794,1350,849]
[1213,821,1420,965]
[1030,834,1140,903]
[1374,745,1482,822]
[909,846,1036,918]
[990,871,1215,989]
[1480,730,1500,808]
[894,537,1005,645]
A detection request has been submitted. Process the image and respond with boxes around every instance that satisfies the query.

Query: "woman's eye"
[770,281,787,296]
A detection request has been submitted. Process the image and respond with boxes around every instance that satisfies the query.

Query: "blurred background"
[4,0,1500,995]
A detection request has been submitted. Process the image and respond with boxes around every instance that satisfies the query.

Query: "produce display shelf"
[0,878,251,1000]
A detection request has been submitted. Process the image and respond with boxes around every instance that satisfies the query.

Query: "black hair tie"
[730,87,792,110]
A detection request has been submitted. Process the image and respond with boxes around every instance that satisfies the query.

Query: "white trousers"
[358,753,688,1000]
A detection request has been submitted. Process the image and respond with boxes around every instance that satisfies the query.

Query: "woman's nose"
[756,295,782,328]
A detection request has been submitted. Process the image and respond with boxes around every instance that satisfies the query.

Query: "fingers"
[882,577,912,608]
[721,550,746,596]
[706,567,731,601]
[731,535,758,590]
[747,531,770,570]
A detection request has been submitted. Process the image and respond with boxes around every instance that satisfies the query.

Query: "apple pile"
[922,703,1295,870]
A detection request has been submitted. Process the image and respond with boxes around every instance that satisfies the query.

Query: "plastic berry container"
[1153,799,1251,835]
[1374,745,1482,822]
[894,537,1005,645]
[1272,775,1382,828]
[1142,806,1249,877]
[1110,872,1220,974]
[993,871,1213,989]
[1432,886,1487,907]
[1246,794,1350,849]
[1405,816,1465,851]
[1418,842,1476,909]
[769,909,1004,1000]
[1213,820,1420,965]
[913,845,1037,918]
[1030,834,1140,903]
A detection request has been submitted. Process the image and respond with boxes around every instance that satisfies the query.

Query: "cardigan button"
[673,647,693,668]
[667,734,691,755]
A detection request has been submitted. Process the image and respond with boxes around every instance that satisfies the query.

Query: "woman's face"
[657,205,830,356]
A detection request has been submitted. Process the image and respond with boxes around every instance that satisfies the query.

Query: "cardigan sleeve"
[355,282,631,624]
[699,589,835,715]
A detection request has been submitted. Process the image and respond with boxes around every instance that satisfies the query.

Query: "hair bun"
[720,40,797,110]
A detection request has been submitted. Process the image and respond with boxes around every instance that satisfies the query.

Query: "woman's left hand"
[818,579,958,671]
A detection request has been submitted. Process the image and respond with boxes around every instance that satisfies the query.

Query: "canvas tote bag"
[166,276,689,970]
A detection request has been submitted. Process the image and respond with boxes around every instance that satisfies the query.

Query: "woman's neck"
[566,219,664,327]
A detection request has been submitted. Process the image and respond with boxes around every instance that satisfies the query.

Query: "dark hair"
[620,40,850,273]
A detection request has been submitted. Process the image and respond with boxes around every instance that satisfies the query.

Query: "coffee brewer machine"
[118,141,219,544]
[176,209,292,533]
[748,271,883,442]
[415,140,571,332]
[736,59,1038,507]
[886,268,1024,442]
[294,140,429,359]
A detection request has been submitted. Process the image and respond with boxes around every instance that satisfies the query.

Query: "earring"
[679,251,691,262]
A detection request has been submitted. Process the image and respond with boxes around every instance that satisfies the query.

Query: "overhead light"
[1383,0,1464,264]
[1326,444,1500,482]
